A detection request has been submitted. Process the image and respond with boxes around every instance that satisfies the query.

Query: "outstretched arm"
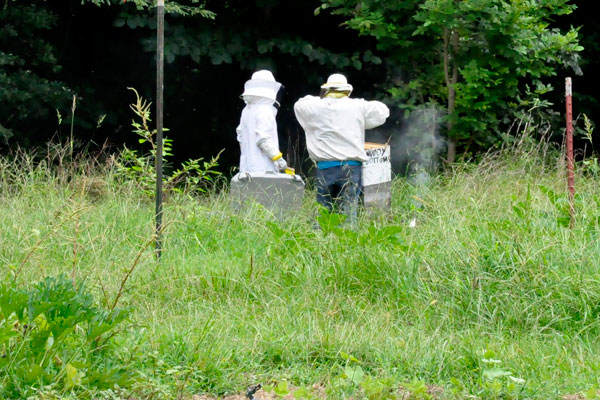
[363,100,390,129]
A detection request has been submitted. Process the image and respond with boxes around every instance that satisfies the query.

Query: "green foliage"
[114,88,222,195]
[321,0,583,161]
[449,349,526,399]
[578,114,599,177]
[0,0,214,146]
[84,0,215,18]
[316,208,347,233]
[538,184,573,227]
[0,274,129,398]
[111,1,381,71]
[0,2,72,143]
[323,352,431,399]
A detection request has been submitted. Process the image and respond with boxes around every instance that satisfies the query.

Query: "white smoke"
[390,105,446,183]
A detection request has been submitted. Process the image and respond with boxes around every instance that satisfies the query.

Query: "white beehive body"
[230,171,305,217]
[362,142,392,208]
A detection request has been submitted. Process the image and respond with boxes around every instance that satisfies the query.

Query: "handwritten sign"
[363,143,391,186]
[365,146,391,165]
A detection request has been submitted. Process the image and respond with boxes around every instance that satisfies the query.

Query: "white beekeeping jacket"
[236,96,279,173]
[294,95,389,162]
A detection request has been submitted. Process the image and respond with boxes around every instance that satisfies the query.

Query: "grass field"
[2,145,600,399]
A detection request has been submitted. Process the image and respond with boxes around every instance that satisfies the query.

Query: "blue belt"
[317,160,362,169]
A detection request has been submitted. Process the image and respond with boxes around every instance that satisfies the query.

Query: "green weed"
[113,87,223,196]
[0,275,129,399]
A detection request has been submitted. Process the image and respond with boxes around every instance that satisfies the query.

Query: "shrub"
[0,274,130,399]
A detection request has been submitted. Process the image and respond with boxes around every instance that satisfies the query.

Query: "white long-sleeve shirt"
[294,95,389,162]
[236,96,279,173]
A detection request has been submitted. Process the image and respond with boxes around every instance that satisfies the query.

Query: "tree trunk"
[447,138,457,164]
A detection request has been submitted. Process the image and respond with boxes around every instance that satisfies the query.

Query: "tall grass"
[1,142,600,399]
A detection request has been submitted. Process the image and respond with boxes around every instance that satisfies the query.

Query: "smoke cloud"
[389,105,447,183]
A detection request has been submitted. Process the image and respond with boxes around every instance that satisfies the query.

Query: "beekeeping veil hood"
[241,70,283,106]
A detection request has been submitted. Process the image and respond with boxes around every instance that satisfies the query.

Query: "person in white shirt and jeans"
[294,73,389,226]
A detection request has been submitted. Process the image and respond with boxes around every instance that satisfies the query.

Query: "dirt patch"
[562,390,600,400]
[395,384,444,400]
[191,388,300,399]
[191,385,306,400]
[191,383,443,400]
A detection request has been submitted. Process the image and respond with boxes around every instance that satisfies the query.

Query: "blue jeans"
[316,164,362,226]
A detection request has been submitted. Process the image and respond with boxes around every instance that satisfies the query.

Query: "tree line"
[0,0,596,172]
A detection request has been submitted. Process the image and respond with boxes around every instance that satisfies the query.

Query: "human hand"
[274,157,287,171]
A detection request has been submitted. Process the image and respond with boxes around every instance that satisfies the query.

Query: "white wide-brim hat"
[241,70,282,104]
[320,73,353,93]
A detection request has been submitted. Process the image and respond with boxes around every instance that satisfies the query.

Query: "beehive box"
[230,171,305,217]
[362,142,392,208]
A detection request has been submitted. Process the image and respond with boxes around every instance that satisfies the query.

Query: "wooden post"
[155,0,165,258]
[565,77,574,228]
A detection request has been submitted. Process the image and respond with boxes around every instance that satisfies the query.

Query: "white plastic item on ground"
[362,142,392,208]
[230,171,305,217]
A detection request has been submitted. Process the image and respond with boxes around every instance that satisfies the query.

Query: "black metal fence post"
[155,0,165,258]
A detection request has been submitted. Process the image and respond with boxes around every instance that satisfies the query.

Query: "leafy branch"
[113,87,222,196]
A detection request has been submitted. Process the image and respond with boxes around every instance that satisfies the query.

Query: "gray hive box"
[362,142,392,208]
[230,171,305,217]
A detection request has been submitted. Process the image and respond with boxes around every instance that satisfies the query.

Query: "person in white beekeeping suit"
[294,73,389,225]
[236,70,287,173]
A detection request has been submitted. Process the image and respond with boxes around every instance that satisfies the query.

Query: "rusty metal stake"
[155,0,165,258]
[565,77,575,228]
